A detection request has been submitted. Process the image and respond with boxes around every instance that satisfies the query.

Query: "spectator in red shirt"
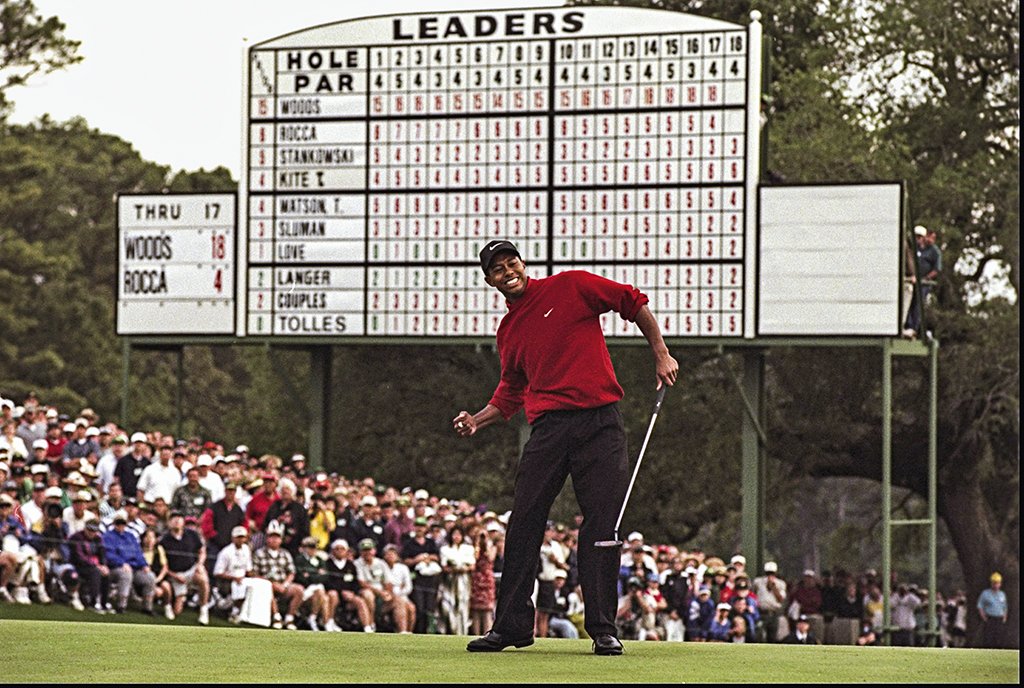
[245,473,280,543]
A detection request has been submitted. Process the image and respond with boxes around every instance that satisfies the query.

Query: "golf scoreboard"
[243,6,762,338]
[116,193,237,335]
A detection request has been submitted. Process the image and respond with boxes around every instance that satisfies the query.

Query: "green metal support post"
[175,347,184,439]
[927,338,939,644]
[308,346,332,471]
[881,339,893,643]
[121,339,131,427]
[741,350,766,573]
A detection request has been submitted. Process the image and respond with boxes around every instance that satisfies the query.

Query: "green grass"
[0,609,1017,683]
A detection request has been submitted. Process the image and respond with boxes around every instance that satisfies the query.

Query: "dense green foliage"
[0,0,1018,646]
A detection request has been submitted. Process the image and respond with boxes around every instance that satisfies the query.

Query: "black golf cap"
[479,240,521,274]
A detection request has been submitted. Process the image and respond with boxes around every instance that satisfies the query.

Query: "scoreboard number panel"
[243,6,762,338]
[117,193,236,336]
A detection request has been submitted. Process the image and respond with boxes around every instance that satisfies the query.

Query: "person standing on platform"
[454,240,678,656]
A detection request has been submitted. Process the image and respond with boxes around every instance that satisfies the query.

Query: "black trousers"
[492,403,628,639]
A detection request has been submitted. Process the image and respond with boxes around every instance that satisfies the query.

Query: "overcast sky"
[8,0,550,176]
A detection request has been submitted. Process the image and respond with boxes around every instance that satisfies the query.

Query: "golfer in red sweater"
[455,240,678,655]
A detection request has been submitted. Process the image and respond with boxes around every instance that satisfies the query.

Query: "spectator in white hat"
[16,405,47,446]
[1,419,29,461]
[60,422,98,466]
[102,509,156,614]
[169,466,214,520]
[752,560,788,642]
[30,438,49,467]
[18,482,49,531]
[96,434,127,495]
[252,520,303,630]
[136,444,181,505]
[63,490,97,536]
[114,433,151,498]
[620,531,657,571]
[213,524,253,624]
[195,453,225,502]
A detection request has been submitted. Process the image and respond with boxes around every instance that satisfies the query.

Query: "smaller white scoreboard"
[116,193,237,335]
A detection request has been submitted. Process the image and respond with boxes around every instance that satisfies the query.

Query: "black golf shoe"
[466,630,535,652]
[592,633,624,655]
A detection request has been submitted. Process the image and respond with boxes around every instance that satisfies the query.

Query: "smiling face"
[483,251,528,300]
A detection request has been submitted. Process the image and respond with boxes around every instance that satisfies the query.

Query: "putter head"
[594,539,623,548]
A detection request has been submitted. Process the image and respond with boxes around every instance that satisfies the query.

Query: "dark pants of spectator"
[905,285,931,331]
[981,619,1005,649]
[411,575,440,633]
[891,628,915,646]
[205,542,222,579]
[76,565,107,608]
[492,404,628,640]
[761,611,781,642]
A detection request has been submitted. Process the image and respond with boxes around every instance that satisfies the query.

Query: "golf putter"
[595,385,668,548]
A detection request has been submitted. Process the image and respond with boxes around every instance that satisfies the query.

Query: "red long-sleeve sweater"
[488,270,648,424]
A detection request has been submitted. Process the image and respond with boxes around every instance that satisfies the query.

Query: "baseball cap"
[0,462,7,474]
[32,439,48,450]
[414,488,429,501]
[196,454,213,467]
[797,614,809,623]
[414,516,428,526]
[44,486,63,499]
[231,526,248,538]
[358,538,376,551]
[30,463,48,475]
[913,225,928,236]
[764,561,778,573]
[73,490,92,502]
[301,536,319,548]
[62,422,77,433]
[698,586,711,596]
[803,569,816,577]
[290,453,305,463]
[731,555,746,566]
[266,520,285,536]
[553,569,567,579]
[235,445,249,454]
[0,493,15,507]
[627,531,643,542]
[130,432,148,443]
[990,572,1002,583]
[85,427,100,437]
[330,539,349,551]
[478,239,521,273]
[360,495,377,507]
[717,603,731,612]
[112,509,128,523]
[84,519,101,532]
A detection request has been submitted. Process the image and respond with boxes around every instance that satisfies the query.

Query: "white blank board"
[758,184,901,336]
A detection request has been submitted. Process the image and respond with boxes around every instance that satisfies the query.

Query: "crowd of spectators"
[0,394,987,647]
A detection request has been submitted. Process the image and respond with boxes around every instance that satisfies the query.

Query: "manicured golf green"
[0,616,1016,683]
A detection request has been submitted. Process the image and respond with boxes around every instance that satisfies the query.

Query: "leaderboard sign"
[116,193,236,335]
[243,6,762,338]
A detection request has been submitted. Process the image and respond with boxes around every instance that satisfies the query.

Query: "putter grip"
[652,385,667,414]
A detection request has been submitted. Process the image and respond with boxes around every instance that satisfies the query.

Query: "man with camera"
[616,575,656,641]
[29,498,83,609]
